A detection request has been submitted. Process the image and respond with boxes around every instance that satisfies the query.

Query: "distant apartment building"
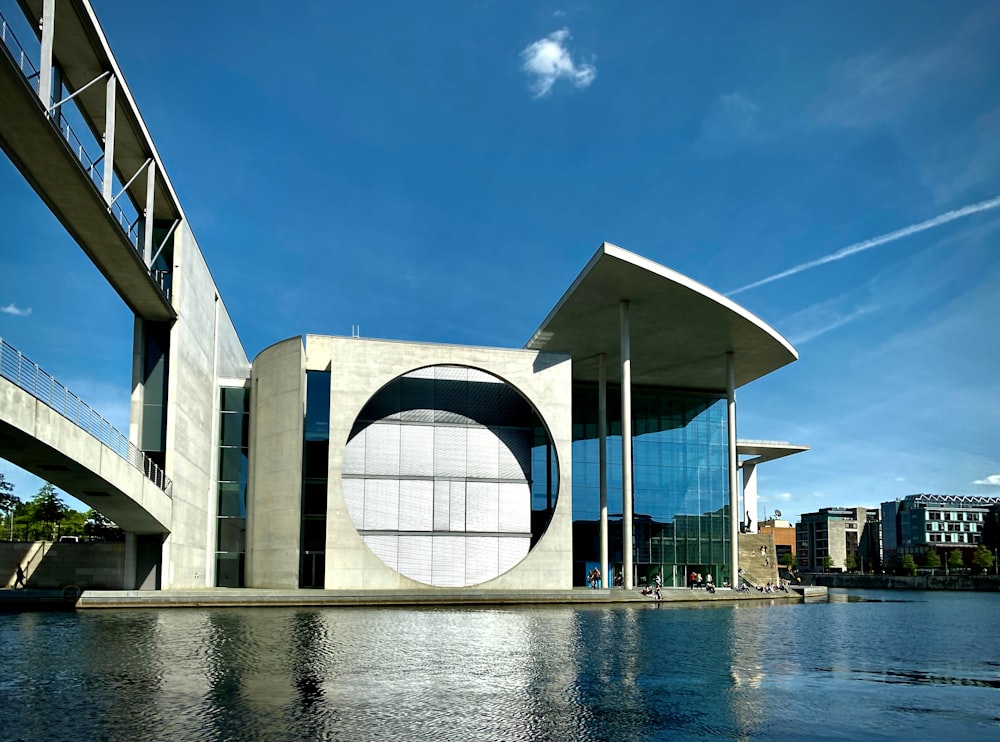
[796,507,879,572]
[880,494,1000,563]
[758,518,796,564]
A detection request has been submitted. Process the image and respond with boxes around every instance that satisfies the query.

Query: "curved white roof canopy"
[525,243,797,389]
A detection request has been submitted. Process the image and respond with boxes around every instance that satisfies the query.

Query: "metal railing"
[0,337,173,496]
[1,8,160,290]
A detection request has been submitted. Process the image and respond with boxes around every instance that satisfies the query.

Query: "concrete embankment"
[2,585,819,611]
[805,573,1000,591]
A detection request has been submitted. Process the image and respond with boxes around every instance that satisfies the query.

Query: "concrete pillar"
[37,0,56,109]
[598,352,608,587]
[123,531,137,589]
[102,75,117,203]
[742,461,759,534]
[144,161,156,265]
[727,352,739,584]
[620,301,633,590]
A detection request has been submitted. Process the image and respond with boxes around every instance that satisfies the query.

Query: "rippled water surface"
[2,589,998,741]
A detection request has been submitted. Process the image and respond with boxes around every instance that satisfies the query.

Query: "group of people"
[640,573,662,600]
[588,567,602,589]
[759,580,788,593]
[688,571,715,592]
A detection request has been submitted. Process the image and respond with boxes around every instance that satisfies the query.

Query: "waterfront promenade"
[1,584,821,610]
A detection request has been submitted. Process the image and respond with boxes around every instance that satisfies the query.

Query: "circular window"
[341,365,558,586]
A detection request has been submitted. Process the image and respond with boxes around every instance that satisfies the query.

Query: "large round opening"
[342,365,559,586]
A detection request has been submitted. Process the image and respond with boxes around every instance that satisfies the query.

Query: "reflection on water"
[1,591,998,740]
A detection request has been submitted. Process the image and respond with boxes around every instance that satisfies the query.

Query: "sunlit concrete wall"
[1,541,125,590]
[245,337,306,588]
[131,222,250,589]
[307,335,574,591]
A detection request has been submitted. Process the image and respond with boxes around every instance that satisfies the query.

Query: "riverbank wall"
[804,572,1000,591]
[1,541,125,590]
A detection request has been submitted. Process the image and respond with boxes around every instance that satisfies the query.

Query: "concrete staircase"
[738,533,779,588]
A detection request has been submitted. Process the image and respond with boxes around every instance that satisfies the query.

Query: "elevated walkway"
[0,2,176,320]
[0,338,171,532]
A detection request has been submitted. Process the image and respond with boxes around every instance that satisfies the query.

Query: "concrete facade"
[246,337,305,588]
[243,336,575,590]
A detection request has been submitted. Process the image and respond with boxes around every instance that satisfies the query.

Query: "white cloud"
[520,28,596,98]
[973,474,1000,486]
[1,303,32,317]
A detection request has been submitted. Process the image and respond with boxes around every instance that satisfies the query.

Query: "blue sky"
[1,0,998,523]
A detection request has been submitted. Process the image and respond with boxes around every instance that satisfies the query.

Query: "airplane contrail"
[727,195,1000,296]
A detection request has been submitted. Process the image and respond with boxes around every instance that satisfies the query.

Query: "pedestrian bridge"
[0,338,171,533]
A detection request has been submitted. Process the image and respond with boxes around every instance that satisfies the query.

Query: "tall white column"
[598,352,608,587]
[103,75,117,203]
[144,161,156,265]
[38,0,56,109]
[620,301,634,590]
[727,352,740,584]
[742,461,758,534]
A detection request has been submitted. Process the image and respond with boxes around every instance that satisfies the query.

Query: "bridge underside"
[0,377,171,533]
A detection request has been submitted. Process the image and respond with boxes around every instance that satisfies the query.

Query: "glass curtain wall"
[302,371,331,588]
[216,387,249,586]
[572,383,730,588]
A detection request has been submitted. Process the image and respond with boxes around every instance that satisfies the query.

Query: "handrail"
[0,337,173,496]
[0,8,168,300]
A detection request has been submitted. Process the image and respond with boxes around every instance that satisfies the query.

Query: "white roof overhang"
[525,243,798,390]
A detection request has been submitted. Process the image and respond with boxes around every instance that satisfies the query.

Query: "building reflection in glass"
[572,384,731,587]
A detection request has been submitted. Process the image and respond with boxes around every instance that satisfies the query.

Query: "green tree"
[84,509,124,541]
[924,549,941,569]
[0,473,20,540]
[31,484,68,540]
[60,509,87,538]
[971,545,994,574]
[948,549,964,570]
[822,556,834,572]
[900,554,917,576]
[780,552,797,570]
[845,553,857,571]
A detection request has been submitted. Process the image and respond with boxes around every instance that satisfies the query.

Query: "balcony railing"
[0,337,172,496]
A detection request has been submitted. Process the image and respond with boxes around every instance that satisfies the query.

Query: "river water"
[1,589,998,741]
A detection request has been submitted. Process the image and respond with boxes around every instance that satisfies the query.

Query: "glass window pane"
[217,517,245,552]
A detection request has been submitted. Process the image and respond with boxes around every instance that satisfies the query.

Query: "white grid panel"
[342,429,366,475]
[364,535,399,571]
[449,481,466,531]
[499,537,530,575]
[465,368,499,384]
[398,536,434,584]
[433,365,468,382]
[342,477,365,529]
[465,536,499,585]
[399,424,433,477]
[466,427,499,479]
[431,535,466,586]
[498,481,531,533]
[365,423,400,476]
[466,481,499,532]
[433,480,450,531]
[497,428,531,479]
[433,426,467,478]
[398,479,433,531]
[364,479,399,531]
